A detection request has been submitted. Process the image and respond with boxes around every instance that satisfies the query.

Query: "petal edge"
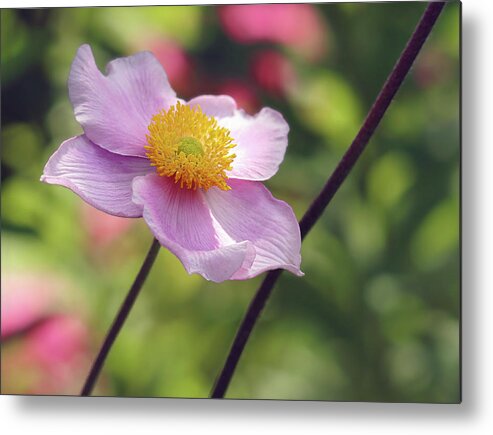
[41,135,150,217]
[132,173,256,282]
[204,179,303,279]
[68,44,177,157]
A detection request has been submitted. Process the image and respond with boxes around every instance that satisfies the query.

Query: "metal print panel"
[1,1,460,403]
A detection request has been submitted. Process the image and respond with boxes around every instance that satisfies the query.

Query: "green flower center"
[177,137,204,157]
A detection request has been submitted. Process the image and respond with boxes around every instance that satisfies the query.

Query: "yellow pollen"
[145,102,236,191]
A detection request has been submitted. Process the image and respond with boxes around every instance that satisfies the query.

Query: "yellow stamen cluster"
[145,102,236,191]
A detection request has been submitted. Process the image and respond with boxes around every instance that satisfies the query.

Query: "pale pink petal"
[69,44,177,157]
[41,136,151,217]
[187,95,237,118]
[132,174,256,282]
[204,179,303,279]
[219,107,289,181]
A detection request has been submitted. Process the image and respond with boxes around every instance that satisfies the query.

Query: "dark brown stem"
[210,2,446,399]
[81,238,161,396]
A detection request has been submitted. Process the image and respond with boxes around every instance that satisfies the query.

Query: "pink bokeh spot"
[219,4,329,61]
[5,316,91,395]
[80,202,133,247]
[26,315,89,369]
[1,275,60,339]
[250,50,297,98]
[215,79,260,114]
[1,273,91,394]
[149,39,195,97]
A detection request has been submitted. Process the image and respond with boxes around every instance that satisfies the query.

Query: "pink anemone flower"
[41,45,302,283]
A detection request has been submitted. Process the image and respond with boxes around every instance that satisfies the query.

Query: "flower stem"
[210,1,446,399]
[81,238,161,396]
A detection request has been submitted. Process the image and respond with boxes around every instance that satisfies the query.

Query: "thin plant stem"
[81,238,161,396]
[210,2,446,399]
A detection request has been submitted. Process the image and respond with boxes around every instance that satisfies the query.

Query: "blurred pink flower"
[1,273,91,395]
[26,316,88,365]
[23,315,90,392]
[81,202,133,248]
[3,316,90,395]
[1,274,60,339]
[219,4,329,61]
[41,44,302,282]
[250,50,297,98]
[215,79,260,114]
[149,39,195,97]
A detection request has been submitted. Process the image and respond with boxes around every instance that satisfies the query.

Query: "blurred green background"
[1,2,459,402]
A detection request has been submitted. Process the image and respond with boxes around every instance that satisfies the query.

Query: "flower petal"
[187,95,237,118]
[132,174,256,282]
[69,44,177,157]
[219,107,289,181]
[204,179,303,279]
[41,135,151,217]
